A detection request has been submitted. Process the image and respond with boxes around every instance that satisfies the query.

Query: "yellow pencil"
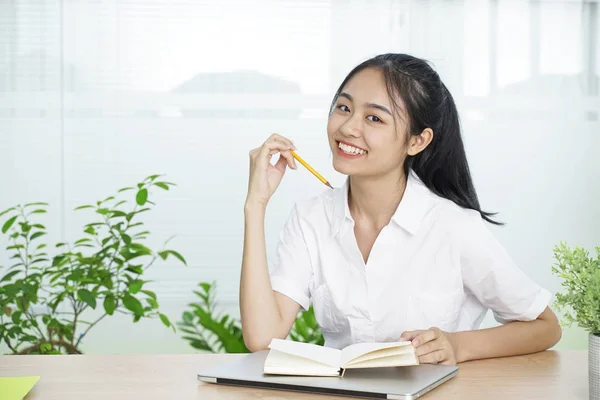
[290,150,333,189]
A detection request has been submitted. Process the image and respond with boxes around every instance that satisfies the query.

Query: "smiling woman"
[239,53,562,366]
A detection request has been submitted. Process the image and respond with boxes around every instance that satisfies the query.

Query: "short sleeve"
[269,204,312,311]
[459,212,552,324]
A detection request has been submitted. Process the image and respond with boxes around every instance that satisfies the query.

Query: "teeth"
[338,142,366,155]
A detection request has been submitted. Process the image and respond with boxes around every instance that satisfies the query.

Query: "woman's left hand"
[400,327,460,365]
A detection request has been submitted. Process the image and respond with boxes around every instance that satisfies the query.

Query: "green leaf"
[101,275,114,289]
[40,342,52,353]
[75,238,92,245]
[158,250,187,265]
[146,298,159,309]
[1,270,21,282]
[159,313,171,327]
[114,200,127,208]
[0,207,15,218]
[30,231,46,241]
[75,205,94,210]
[36,243,47,250]
[19,222,31,233]
[25,202,48,207]
[77,289,97,309]
[128,280,144,294]
[122,234,132,246]
[123,294,144,316]
[104,295,116,315]
[184,337,212,351]
[182,311,194,323]
[30,209,47,214]
[146,174,161,181]
[118,187,134,193]
[136,189,148,206]
[125,265,144,274]
[96,208,109,215]
[2,216,18,234]
[130,243,153,254]
[109,210,127,218]
[154,182,169,190]
[141,290,157,300]
[199,282,212,293]
[132,231,151,239]
[84,226,96,235]
[11,311,22,324]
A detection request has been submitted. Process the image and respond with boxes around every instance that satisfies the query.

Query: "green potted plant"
[178,281,323,353]
[551,242,600,400]
[0,174,186,354]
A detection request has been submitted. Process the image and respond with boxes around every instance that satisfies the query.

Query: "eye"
[337,104,350,112]
[367,115,382,123]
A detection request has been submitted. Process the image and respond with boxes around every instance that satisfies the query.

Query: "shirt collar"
[330,170,431,237]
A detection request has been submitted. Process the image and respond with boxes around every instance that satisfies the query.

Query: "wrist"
[448,331,469,363]
[244,199,267,215]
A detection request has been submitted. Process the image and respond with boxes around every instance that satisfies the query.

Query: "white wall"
[1,0,599,354]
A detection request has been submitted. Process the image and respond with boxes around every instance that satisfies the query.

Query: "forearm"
[239,203,285,351]
[452,308,562,363]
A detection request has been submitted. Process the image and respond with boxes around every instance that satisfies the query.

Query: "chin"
[332,158,362,176]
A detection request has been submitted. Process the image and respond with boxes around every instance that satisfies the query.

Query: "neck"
[348,170,408,230]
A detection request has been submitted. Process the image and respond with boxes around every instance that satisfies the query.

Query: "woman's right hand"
[246,133,298,208]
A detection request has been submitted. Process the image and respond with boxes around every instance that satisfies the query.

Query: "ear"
[407,128,433,156]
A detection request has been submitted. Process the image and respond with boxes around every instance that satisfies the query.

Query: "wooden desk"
[0,350,588,399]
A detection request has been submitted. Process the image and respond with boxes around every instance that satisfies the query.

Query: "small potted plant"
[551,242,600,400]
[0,174,186,354]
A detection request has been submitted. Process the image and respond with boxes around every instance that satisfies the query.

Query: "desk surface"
[0,350,588,400]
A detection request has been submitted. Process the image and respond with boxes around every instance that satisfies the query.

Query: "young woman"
[240,53,561,365]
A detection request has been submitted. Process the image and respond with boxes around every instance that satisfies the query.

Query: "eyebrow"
[338,92,393,116]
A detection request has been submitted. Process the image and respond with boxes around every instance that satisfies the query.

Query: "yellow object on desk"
[0,376,40,400]
[290,151,333,189]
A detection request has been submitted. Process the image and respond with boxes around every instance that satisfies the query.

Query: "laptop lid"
[197,350,458,400]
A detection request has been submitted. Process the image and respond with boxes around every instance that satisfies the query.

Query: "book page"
[268,338,342,367]
[339,341,412,367]
[264,350,341,376]
[343,345,416,367]
[343,352,419,370]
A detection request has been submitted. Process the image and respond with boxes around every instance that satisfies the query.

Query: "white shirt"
[269,171,551,350]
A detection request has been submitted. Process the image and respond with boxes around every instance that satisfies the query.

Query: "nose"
[339,114,362,138]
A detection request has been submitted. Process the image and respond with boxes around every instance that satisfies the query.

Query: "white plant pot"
[591,333,600,400]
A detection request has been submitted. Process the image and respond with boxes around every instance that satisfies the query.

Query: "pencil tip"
[326,182,334,189]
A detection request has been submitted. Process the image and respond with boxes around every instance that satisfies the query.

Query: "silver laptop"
[197,350,458,400]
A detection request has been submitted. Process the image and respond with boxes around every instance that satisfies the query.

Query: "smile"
[337,141,367,156]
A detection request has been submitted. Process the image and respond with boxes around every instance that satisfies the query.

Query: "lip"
[335,140,367,159]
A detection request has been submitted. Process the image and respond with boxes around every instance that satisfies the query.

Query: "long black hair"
[330,53,502,225]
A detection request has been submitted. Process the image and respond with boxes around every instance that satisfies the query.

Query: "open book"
[263,338,419,377]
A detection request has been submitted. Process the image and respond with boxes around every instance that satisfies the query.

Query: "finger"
[268,133,296,150]
[412,328,440,347]
[400,330,425,342]
[273,154,289,174]
[268,147,297,170]
[415,339,441,357]
[439,359,456,366]
[418,350,447,365]
[257,141,293,165]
